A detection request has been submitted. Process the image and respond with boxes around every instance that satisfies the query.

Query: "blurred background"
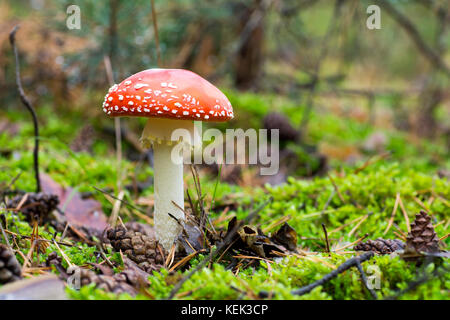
[0,0,449,188]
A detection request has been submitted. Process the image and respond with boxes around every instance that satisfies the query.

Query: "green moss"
[1,89,448,300]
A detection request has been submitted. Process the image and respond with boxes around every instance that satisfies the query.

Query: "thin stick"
[93,186,147,215]
[259,252,374,298]
[322,223,330,254]
[150,0,162,66]
[327,173,345,203]
[104,56,122,193]
[9,26,40,192]
[355,260,378,299]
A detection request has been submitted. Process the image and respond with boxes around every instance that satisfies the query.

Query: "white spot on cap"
[204,115,209,119]
[124,80,132,85]
[118,95,124,101]
[172,110,178,114]
[167,83,177,89]
[128,101,134,105]
[161,82,167,87]
[174,102,182,108]
[134,83,149,90]
[108,84,118,92]
[108,96,113,101]
[183,111,189,116]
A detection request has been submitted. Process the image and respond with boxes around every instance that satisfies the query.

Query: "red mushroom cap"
[102,69,234,122]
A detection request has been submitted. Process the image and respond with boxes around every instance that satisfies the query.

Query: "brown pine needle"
[165,243,177,268]
[329,215,364,235]
[431,190,450,207]
[397,195,410,233]
[109,190,125,227]
[393,223,408,238]
[440,233,449,241]
[393,231,407,241]
[413,197,430,213]
[53,239,73,269]
[354,152,390,174]
[334,233,369,252]
[232,255,273,262]
[262,215,291,233]
[170,249,207,272]
[327,173,345,203]
[348,212,370,237]
[15,193,29,211]
[383,193,400,235]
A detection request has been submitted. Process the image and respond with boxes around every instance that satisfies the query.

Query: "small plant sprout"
[102,69,234,250]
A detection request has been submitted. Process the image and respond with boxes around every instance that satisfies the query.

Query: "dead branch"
[259,252,375,298]
[150,0,162,66]
[9,25,41,192]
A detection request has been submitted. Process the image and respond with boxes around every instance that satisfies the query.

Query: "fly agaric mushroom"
[102,69,234,250]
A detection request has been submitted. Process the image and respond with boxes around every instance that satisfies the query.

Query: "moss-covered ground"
[0,89,448,300]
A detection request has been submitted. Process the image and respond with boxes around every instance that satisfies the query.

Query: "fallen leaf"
[40,173,109,233]
[270,223,298,252]
[0,274,67,300]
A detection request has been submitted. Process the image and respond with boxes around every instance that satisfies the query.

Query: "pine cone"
[106,226,165,273]
[8,192,59,224]
[405,211,440,253]
[354,238,404,254]
[124,221,155,238]
[0,244,22,284]
[78,269,137,295]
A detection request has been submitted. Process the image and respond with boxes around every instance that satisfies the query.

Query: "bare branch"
[376,0,450,77]
[9,25,41,193]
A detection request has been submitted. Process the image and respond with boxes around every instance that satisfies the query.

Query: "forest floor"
[0,88,448,300]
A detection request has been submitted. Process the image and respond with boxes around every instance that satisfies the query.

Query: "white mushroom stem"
[141,118,200,250]
[152,142,184,250]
